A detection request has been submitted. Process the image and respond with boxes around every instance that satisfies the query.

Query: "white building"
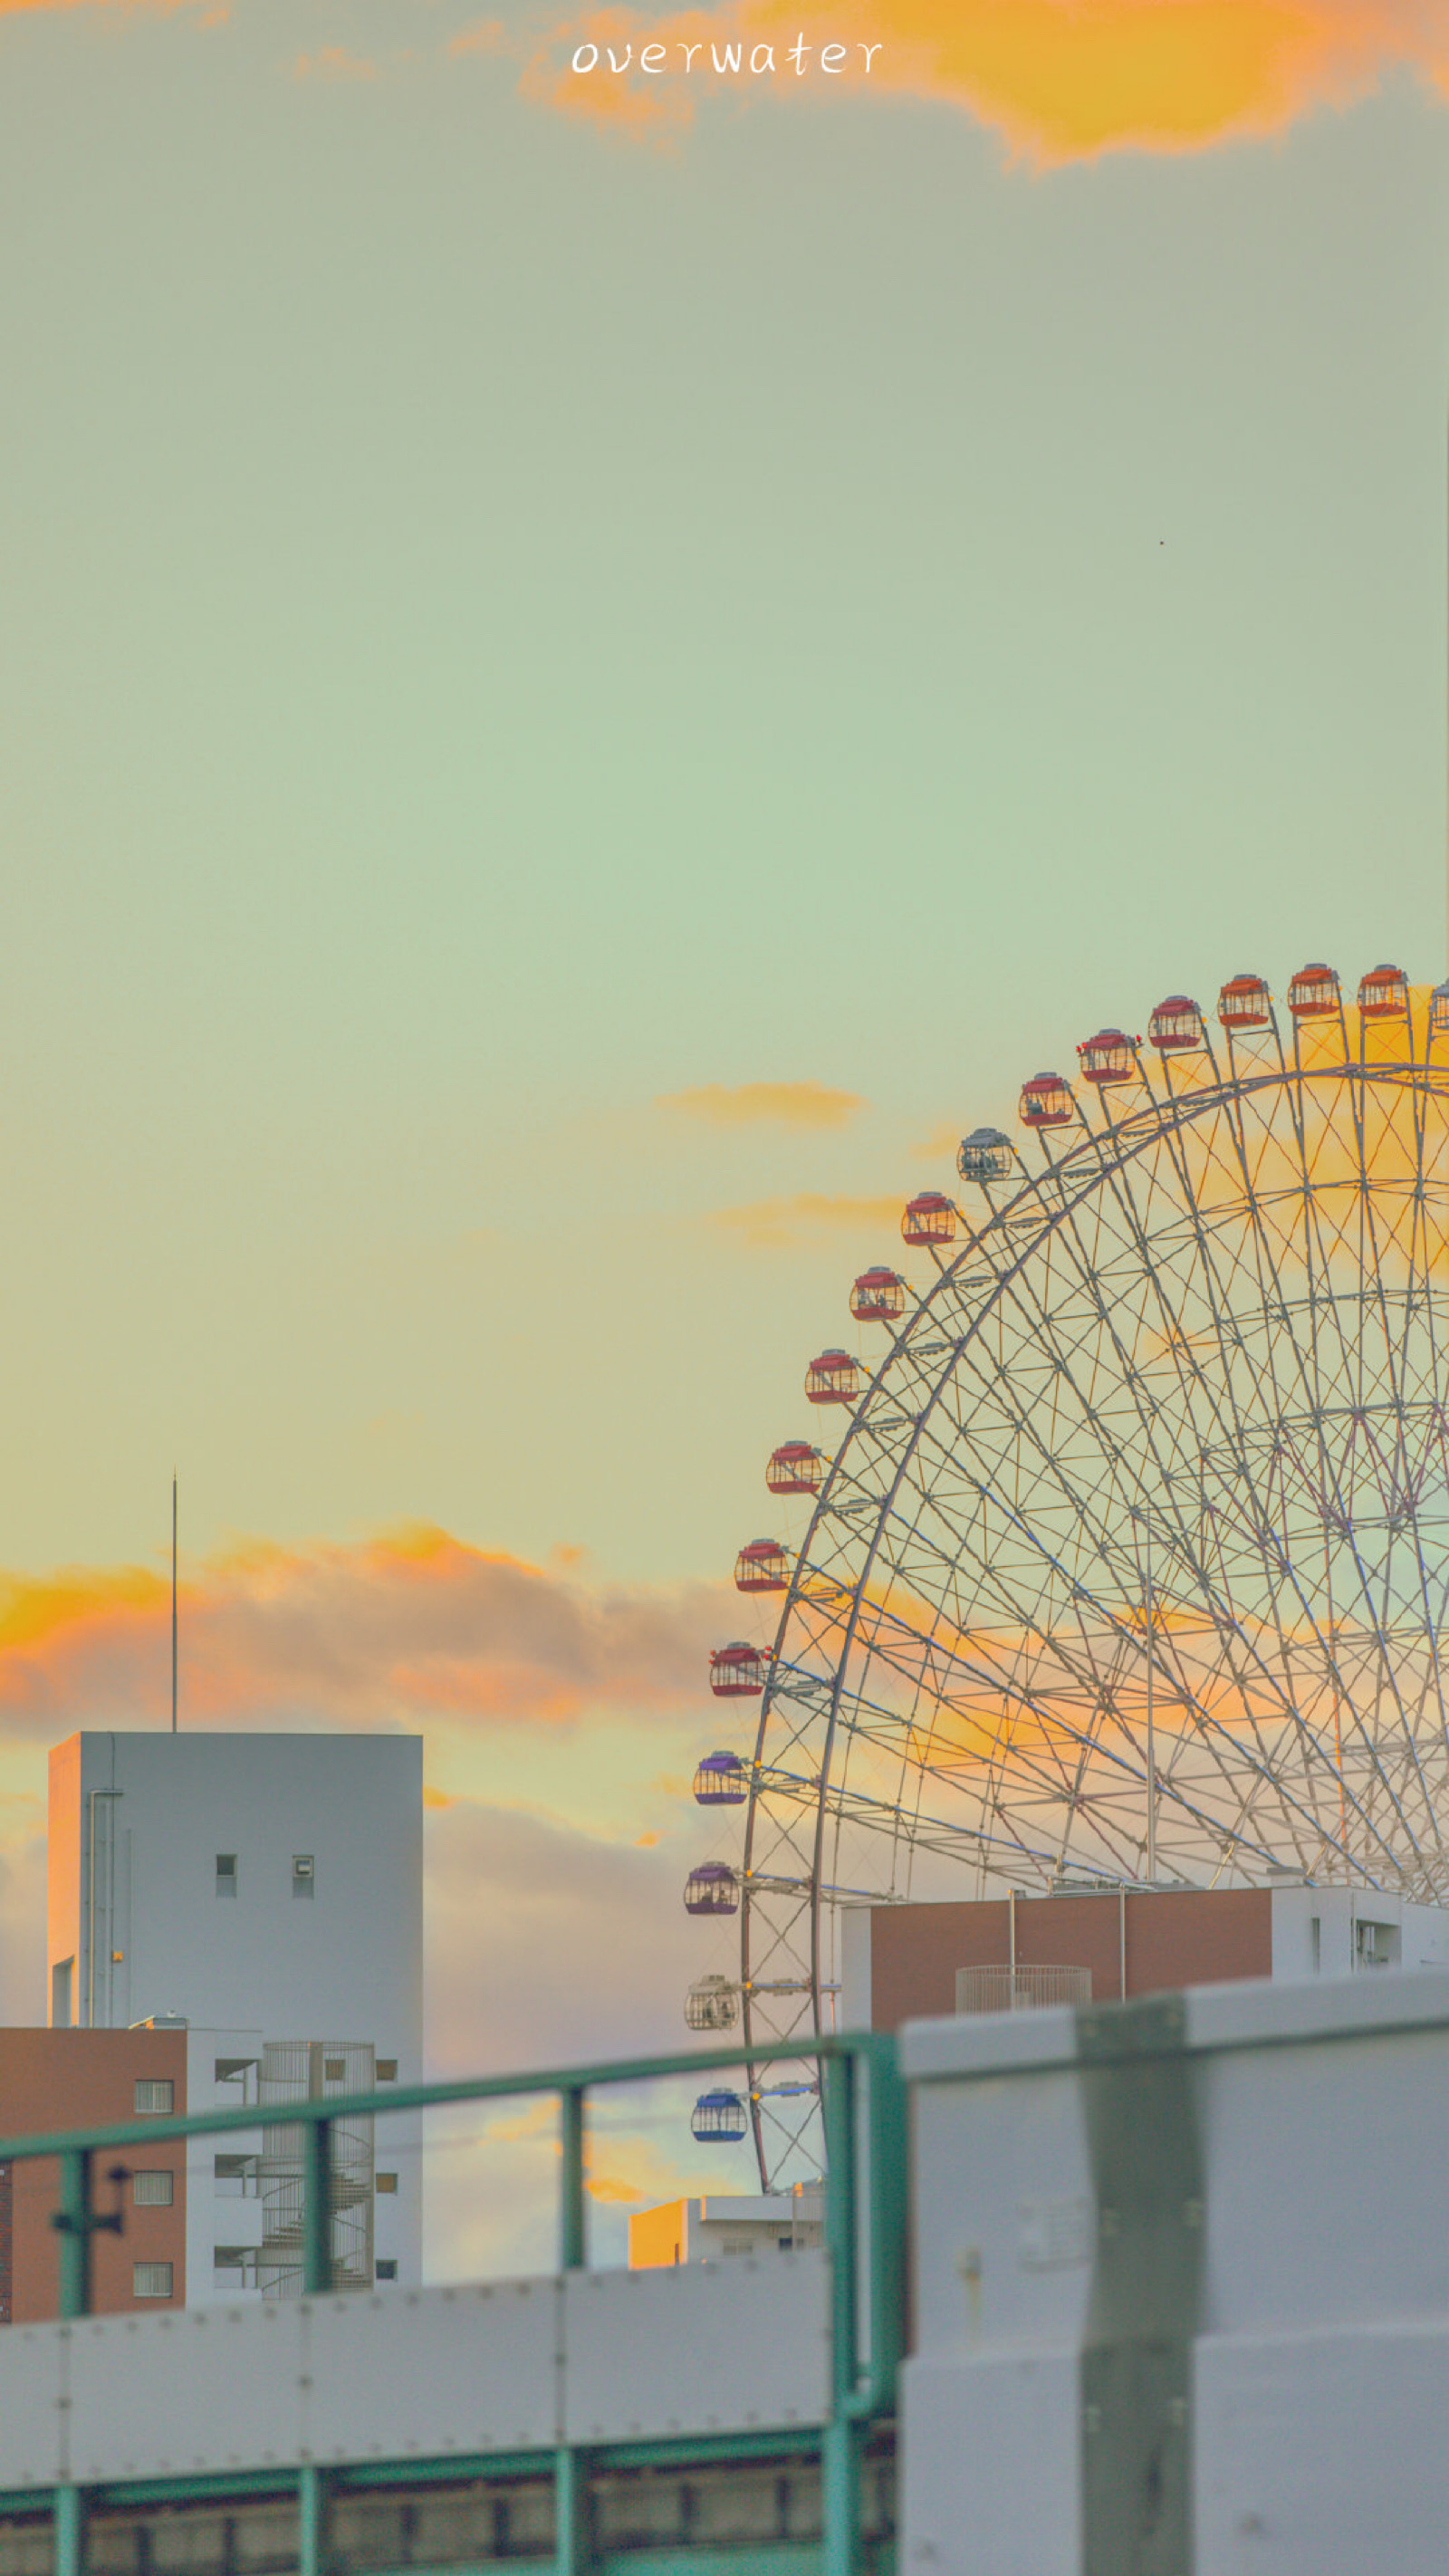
[48,1733,422,2299]
[629,2189,822,2268]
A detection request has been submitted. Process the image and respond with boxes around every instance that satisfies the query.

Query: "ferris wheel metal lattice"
[686,962,1449,2187]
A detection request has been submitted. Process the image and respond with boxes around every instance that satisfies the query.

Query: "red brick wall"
[0,2031,187,2321]
[868,1889,1272,2033]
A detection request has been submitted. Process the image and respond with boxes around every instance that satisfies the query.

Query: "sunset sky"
[2,0,1447,2244]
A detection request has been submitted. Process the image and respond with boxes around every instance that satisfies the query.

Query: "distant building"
[47,1732,423,2295]
[175,2025,405,2302]
[840,1879,1449,2031]
[0,2026,187,2321]
[629,2188,822,2269]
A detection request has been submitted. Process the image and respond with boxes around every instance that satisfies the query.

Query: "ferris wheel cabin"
[849,1267,907,1325]
[684,1862,739,1918]
[766,1441,825,1496]
[1075,1029,1137,1087]
[685,1975,739,2033]
[693,1752,748,1806]
[690,2090,748,2145]
[1217,975,1271,1032]
[805,1349,861,1404]
[956,1128,1013,1185]
[1287,963,1340,1019]
[1019,1072,1074,1129]
[734,1539,791,1593]
[901,1192,956,1246]
[708,1642,767,1697]
[1147,995,1204,1053]
[1358,963,1408,1019]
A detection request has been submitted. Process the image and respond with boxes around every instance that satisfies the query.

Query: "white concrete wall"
[900,1970,1449,2575]
[50,1734,423,2295]
[1270,1883,1449,1980]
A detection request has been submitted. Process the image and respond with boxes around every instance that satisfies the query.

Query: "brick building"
[0,2028,187,2321]
[840,1879,1449,2032]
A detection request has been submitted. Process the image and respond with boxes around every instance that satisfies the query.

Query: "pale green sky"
[2,6,1447,1590]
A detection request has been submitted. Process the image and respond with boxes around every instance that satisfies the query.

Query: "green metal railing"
[0,2029,907,2576]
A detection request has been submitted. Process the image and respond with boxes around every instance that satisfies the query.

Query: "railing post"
[863,2033,908,2414]
[55,2148,93,2321]
[53,2151,92,2576]
[556,2086,589,2574]
[558,2085,586,2274]
[821,2051,863,2576]
[302,2117,332,2296]
[298,2464,327,2576]
[53,2483,84,2576]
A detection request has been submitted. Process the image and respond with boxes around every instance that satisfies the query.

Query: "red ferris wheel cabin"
[849,1267,907,1325]
[1147,995,1204,1053]
[1217,975,1271,1033]
[901,1192,956,1247]
[766,1441,825,1496]
[805,1349,861,1405]
[1287,963,1339,1019]
[1358,963,1408,1019]
[1019,1072,1074,1129]
[1075,1029,1137,1087]
[708,1642,767,1697]
[734,1539,791,1593]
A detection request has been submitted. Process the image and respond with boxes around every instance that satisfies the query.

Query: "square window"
[375,2260,398,2283]
[376,2173,398,2195]
[216,1854,237,1898]
[134,2081,174,2116]
[323,2058,345,2083]
[292,1855,315,1898]
[133,2262,173,2300]
[376,2060,398,2082]
[132,2171,174,2207]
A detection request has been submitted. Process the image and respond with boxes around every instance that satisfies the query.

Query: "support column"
[298,2465,328,2576]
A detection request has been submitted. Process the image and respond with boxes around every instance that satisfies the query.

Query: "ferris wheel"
[685,960,1449,2187]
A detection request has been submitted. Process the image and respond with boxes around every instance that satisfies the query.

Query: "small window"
[133,2171,174,2207]
[323,2058,345,2083]
[375,2260,398,2282]
[133,2262,173,2300]
[216,1854,237,1898]
[376,2060,398,2082]
[292,1855,315,1898]
[134,2081,174,2116]
[376,2172,398,2195]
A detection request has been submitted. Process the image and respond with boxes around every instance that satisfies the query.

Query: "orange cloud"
[294,45,379,81]
[658,1080,866,1129]
[447,15,506,54]
[0,1526,728,1739]
[520,0,1449,159]
[709,1189,904,1248]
